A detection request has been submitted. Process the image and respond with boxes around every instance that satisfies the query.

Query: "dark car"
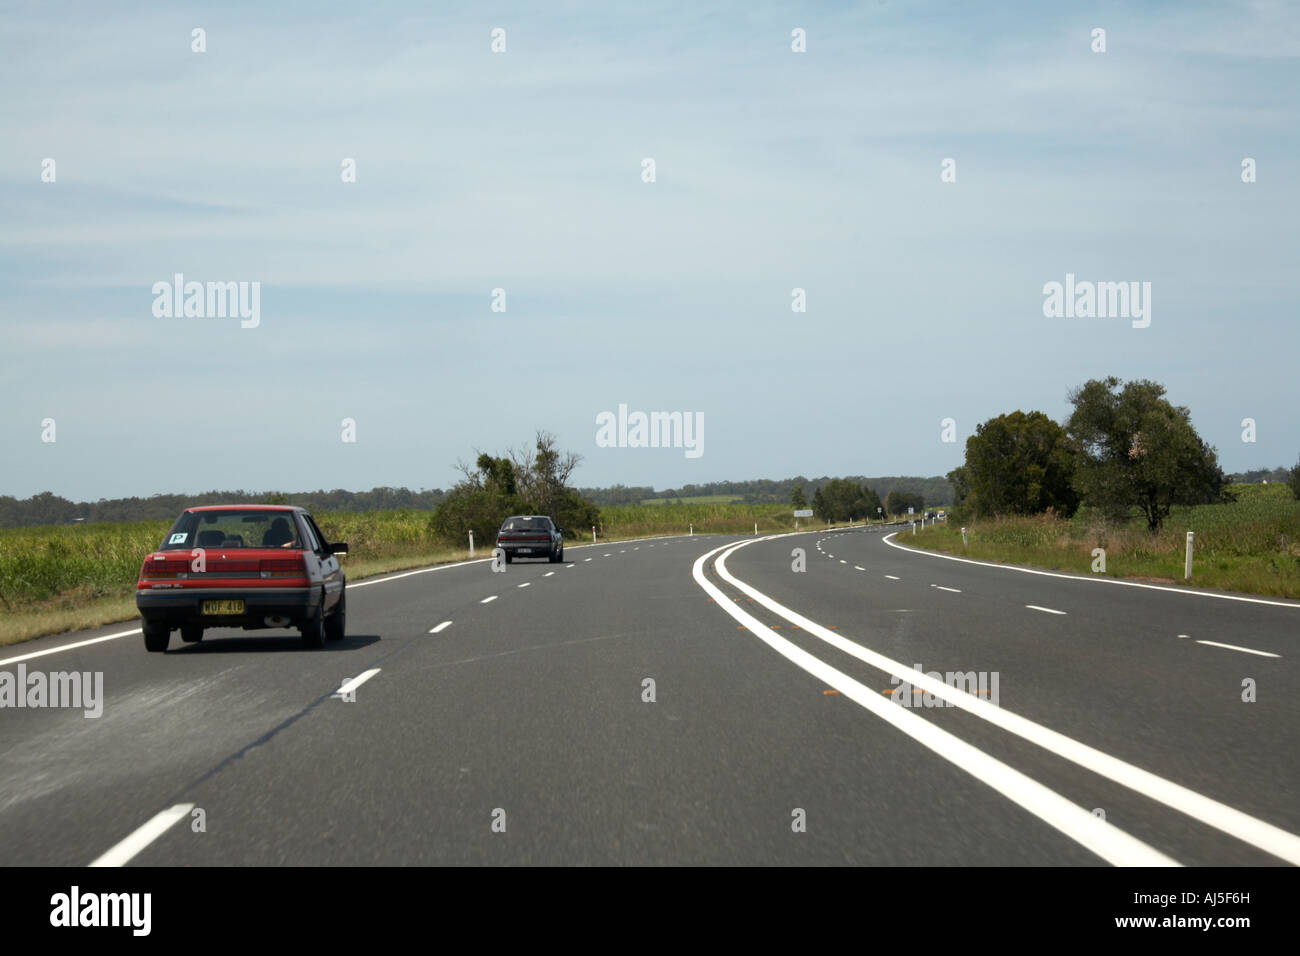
[495,515,564,563]
[135,505,348,651]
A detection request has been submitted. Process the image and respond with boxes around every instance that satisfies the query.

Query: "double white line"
[695,536,1300,866]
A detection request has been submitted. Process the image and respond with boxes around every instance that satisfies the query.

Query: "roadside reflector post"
[911,521,916,535]
[961,527,967,546]
[468,531,474,558]
[689,523,693,536]
[754,522,758,535]
[1185,531,1194,579]
[592,525,596,543]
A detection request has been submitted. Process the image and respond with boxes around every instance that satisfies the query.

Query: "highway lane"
[718,526,1300,864]
[0,528,1294,865]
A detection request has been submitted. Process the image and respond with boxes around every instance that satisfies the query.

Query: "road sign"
[793,509,813,518]
[908,506,914,515]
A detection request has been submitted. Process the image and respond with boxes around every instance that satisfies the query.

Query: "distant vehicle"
[938,510,947,519]
[495,515,564,563]
[135,505,347,652]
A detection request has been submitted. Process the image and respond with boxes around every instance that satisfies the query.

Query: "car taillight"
[141,557,189,579]
[260,558,306,579]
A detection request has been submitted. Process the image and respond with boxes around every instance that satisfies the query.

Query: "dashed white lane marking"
[931,585,962,593]
[566,564,575,568]
[429,621,453,634]
[854,566,866,571]
[839,560,847,564]
[885,575,900,580]
[89,803,195,867]
[1026,605,1067,615]
[1195,640,1280,659]
[333,668,381,698]
[884,532,1300,609]
[544,572,555,577]
[517,582,531,588]
[620,550,626,553]
[603,553,612,557]
[1178,634,1191,639]
[0,628,141,667]
[480,595,498,604]
[584,558,593,562]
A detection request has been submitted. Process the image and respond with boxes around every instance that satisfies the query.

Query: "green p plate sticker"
[169,533,188,544]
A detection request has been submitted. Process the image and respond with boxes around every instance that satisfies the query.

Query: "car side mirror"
[330,542,349,556]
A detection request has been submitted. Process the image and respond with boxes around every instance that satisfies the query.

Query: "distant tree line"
[584,476,954,508]
[0,487,448,528]
[948,377,1251,530]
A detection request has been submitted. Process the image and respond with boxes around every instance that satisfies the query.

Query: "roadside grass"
[0,502,871,648]
[900,484,1300,598]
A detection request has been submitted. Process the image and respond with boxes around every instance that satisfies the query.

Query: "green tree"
[790,485,807,509]
[1066,377,1229,530]
[1288,455,1300,501]
[884,489,925,516]
[950,410,1078,518]
[814,478,880,521]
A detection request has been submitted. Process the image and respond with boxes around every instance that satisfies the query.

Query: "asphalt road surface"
[2,527,1296,866]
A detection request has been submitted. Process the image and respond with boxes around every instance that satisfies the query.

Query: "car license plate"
[202,600,244,615]
[517,548,532,554]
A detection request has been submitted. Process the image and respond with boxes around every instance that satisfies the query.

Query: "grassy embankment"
[0,501,861,647]
[899,483,1300,598]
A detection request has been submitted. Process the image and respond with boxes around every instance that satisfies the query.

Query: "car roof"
[186,504,304,513]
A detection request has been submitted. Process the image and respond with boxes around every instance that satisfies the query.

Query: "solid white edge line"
[1027,605,1067,615]
[429,621,452,634]
[884,532,1300,609]
[1195,640,1280,658]
[89,803,194,867]
[0,629,142,668]
[335,668,381,697]
[715,536,1300,866]
[691,540,1175,866]
[480,595,498,604]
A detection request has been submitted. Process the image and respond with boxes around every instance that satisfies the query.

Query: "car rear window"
[499,517,550,531]
[161,510,302,550]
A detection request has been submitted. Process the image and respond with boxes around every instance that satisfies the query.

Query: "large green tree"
[813,478,880,522]
[948,410,1078,518]
[431,432,600,543]
[884,489,925,517]
[1066,377,1229,530]
[1289,455,1300,501]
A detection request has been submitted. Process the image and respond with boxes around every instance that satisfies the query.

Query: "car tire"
[504,551,513,564]
[548,544,560,563]
[325,590,346,642]
[143,622,171,653]
[180,625,204,643]
[300,597,326,649]
[558,544,564,562]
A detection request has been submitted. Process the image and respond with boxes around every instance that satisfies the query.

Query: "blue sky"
[2,0,1297,500]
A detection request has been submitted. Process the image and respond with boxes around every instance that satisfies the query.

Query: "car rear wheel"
[300,598,326,649]
[325,590,346,642]
[143,622,171,653]
[549,544,561,563]
[180,624,204,643]
[504,551,513,564]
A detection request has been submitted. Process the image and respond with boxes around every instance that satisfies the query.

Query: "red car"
[136,505,347,652]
